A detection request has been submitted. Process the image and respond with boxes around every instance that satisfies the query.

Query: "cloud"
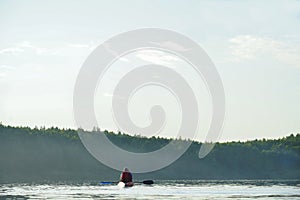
[67,43,90,49]
[0,41,56,56]
[19,41,51,55]
[150,41,190,52]
[101,43,130,63]
[0,47,24,55]
[0,41,99,59]
[135,50,181,66]
[0,65,14,78]
[118,57,129,62]
[0,65,13,70]
[228,35,300,67]
[0,72,7,78]
[0,41,132,64]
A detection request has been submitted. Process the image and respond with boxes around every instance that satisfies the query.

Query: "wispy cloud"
[150,41,191,52]
[0,47,24,55]
[0,72,6,78]
[0,41,56,56]
[18,41,49,55]
[66,42,98,52]
[101,43,130,63]
[0,65,14,78]
[0,65,13,70]
[228,35,300,67]
[0,41,99,58]
[135,50,181,66]
[0,41,182,66]
[67,43,90,49]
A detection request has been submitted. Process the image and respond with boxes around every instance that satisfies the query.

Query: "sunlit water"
[0,180,299,199]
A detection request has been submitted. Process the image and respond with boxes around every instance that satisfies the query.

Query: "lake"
[0,180,299,199]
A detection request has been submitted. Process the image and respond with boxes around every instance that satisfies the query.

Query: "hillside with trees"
[0,124,299,183]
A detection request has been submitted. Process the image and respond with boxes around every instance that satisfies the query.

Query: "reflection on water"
[0,180,299,200]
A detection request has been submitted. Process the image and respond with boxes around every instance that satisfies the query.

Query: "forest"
[0,123,299,183]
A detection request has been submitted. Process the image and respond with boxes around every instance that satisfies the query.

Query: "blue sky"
[0,0,299,141]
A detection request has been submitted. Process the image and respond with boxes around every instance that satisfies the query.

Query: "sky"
[0,0,299,142]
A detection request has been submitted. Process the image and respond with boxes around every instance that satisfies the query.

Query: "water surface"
[0,180,299,199]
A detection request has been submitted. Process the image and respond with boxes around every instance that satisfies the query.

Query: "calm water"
[0,180,299,199]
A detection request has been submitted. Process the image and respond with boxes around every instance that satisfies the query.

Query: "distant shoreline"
[0,124,299,183]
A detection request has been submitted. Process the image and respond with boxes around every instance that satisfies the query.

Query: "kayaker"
[120,167,133,186]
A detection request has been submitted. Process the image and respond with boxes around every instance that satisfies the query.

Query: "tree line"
[0,123,299,183]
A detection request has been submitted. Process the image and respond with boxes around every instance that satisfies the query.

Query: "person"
[120,167,134,187]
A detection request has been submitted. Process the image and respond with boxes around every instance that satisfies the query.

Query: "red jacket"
[120,171,132,183]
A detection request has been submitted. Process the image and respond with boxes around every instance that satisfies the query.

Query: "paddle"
[100,180,154,185]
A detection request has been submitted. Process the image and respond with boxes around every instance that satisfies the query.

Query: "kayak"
[118,181,134,188]
[99,180,153,186]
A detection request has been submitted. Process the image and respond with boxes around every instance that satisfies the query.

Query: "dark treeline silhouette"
[0,124,299,183]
